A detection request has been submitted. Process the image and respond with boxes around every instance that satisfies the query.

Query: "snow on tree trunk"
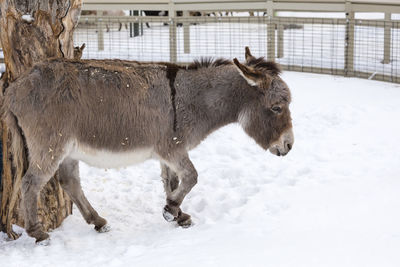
[0,0,83,239]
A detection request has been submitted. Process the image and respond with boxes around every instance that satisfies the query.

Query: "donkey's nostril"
[287,143,292,151]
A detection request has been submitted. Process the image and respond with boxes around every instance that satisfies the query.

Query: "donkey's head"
[235,47,293,156]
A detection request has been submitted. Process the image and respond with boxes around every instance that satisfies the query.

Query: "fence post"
[97,11,104,51]
[383,12,391,64]
[183,11,191,54]
[169,1,177,63]
[129,10,141,38]
[141,10,144,36]
[277,23,284,58]
[266,0,275,61]
[129,10,133,37]
[133,10,140,37]
[345,1,354,76]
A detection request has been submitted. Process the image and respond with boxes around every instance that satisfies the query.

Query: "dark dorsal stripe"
[164,63,179,132]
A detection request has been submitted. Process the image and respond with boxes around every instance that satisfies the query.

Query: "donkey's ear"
[245,47,255,63]
[233,58,262,86]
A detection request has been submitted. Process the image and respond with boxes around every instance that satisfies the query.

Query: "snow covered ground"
[1,71,399,267]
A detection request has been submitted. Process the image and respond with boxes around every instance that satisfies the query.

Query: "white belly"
[69,144,154,169]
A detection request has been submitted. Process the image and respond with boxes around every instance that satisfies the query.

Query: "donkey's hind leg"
[58,158,109,232]
[22,167,55,243]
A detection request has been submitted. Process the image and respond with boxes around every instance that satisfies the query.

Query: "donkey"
[1,47,293,244]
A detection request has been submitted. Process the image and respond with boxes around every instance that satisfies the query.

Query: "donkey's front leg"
[161,163,191,226]
[161,154,197,227]
[160,163,179,196]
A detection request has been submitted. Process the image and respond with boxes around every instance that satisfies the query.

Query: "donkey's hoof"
[177,212,192,228]
[35,232,50,245]
[95,224,111,233]
[163,207,175,222]
[36,237,51,246]
[6,230,22,241]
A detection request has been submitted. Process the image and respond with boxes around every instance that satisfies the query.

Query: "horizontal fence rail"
[82,0,400,13]
[74,14,400,83]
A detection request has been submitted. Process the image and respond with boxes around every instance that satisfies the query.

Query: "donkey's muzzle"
[269,128,294,157]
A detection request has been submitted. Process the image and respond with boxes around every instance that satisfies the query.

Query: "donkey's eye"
[271,106,282,113]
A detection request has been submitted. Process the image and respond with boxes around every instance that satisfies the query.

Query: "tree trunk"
[0,0,83,239]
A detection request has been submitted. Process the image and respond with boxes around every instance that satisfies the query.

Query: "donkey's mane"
[247,57,281,76]
[187,57,232,69]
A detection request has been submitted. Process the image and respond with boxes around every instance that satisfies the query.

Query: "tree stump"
[0,0,83,239]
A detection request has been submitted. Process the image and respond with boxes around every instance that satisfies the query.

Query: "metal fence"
[74,14,400,83]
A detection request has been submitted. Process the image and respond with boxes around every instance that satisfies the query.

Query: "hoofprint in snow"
[1,72,400,267]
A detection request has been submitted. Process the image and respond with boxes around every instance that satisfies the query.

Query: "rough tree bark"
[0,0,83,239]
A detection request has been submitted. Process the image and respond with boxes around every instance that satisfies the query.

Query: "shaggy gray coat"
[1,47,293,243]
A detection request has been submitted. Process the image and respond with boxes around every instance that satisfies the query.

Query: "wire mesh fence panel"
[74,15,400,83]
[392,25,400,79]
[276,18,346,74]
[352,20,400,81]
[75,16,172,61]
[174,17,269,62]
[354,21,386,75]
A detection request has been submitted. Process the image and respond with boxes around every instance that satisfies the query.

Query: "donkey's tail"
[0,77,29,239]
[2,109,25,173]
[0,76,25,173]
[1,106,28,239]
